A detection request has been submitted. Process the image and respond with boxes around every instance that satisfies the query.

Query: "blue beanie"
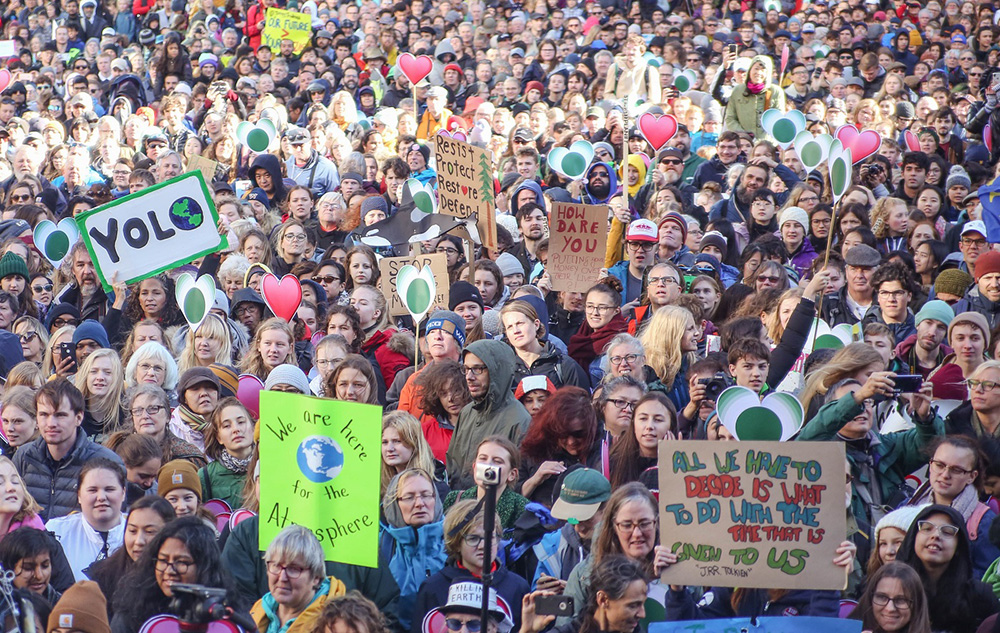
[426,310,466,348]
[360,195,388,217]
[72,319,110,348]
[915,299,955,328]
[246,188,270,210]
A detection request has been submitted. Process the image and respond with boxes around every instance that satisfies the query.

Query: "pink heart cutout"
[0,69,10,94]
[397,53,433,85]
[139,615,241,633]
[438,129,468,142]
[985,124,994,156]
[835,124,882,164]
[260,272,302,322]
[237,373,264,418]
[903,129,919,153]
[637,113,678,152]
[229,508,256,531]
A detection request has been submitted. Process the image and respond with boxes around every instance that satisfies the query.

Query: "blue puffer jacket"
[379,520,447,630]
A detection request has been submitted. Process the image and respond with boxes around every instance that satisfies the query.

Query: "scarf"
[177,404,210,434]
[567,313,628,371]
[747,82,765,94]
[219,448,254,473]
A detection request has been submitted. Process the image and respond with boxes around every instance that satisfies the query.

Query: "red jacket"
[245,3,267,50]
[361,328,412,389]
[132,0,154,15]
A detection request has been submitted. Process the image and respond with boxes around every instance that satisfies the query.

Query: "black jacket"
[411,564,529,633]
[510,340,591,390]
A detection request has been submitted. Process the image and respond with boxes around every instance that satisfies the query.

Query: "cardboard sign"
[658,440,847,591]
[547,201,608,293]
[186,155,219,184]
[379,253,449,317]
[262,8,313,54]
[650,617,862,633]
[258,391,382,568]
[435,135,497,250]
[76,171,226,293]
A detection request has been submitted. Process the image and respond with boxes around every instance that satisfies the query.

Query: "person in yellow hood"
[724,54,786,141]
[251,525,347,633]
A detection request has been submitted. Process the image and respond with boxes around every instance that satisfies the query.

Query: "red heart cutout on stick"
[260,273,302,322]
[0,70,10,94]
[835,124,883,164]
[903,129,919,153]
[637,113,678,152]
[397,53,433,85]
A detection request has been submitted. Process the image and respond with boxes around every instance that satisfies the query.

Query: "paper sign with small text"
[75,171,226,293]
[262,8,312,54]
[547,201,608,293]
[434,135,497,250]
[379,253,450,317]
[258,391,382,568]
[658,440,847,590]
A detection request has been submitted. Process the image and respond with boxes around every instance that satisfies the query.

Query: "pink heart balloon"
[237,373,264,418]
[903,129,919,153]
[0,69,10,94]
[260,273,302,322]
[986,124,994,156]
[229,508,257,531]
[637,113,678,152]
[139,615,241,633]
[438,129,468,142]
[835,124,883,164]
[397,53,433,85]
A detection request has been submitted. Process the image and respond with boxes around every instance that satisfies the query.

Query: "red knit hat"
[975,250,1000,281]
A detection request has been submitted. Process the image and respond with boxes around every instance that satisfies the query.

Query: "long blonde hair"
[766,287,803,344]
[41,325,76,377]
[177,314,233,373]
[799,342,885,414]
[239,318,296,380]
[640,306,696,386]
[380,411,437,497]
[0,456,42,523]
[75,349,126,434]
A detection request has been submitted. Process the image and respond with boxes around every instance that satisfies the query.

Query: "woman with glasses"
[4,181,35,209]
[568,284,627,382]
[12,316,47,366]
[378,468,446,630]
[114,385,206,469]
[850,562,931,633]
[435,235,467,284]
[274,220,310,277]
[896,505,999,633]
[413,498,529,633]
[40,324,76,378]
[198,397,255,509]
[29,274,53,310]
[251,525,347,633]
[112,516,245,633]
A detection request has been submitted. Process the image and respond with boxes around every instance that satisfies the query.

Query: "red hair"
[520,386,598,463]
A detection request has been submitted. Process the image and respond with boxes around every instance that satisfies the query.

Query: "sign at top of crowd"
[76,171,227,293]
[258,391,382,568]
[547,201,609,294]
[262,8,313,54]
[434,134,498,250]
[657,440,847,591]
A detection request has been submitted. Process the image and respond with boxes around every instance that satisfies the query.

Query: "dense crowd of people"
[5,0,1000,632]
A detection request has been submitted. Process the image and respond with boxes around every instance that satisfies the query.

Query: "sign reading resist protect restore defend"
[76,171,227,293]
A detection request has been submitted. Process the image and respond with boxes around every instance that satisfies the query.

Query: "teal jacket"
[796,394,943,526]
[379,520,447,631]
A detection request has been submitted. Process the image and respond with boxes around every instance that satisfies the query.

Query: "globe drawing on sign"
[296,435,345,483]
[168,197,204,231]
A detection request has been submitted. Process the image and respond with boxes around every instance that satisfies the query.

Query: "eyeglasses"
[607,398,636,411]
[266,562,307,578]
[648,276,678,287]
[878,289,907,300]
[155,557,195,574]
[627,241,655,251]
[609,354,641,366]
[17,331,38,343]
[872,593,913,610]
[462,533,499,547]
[131,405,165,418]
[138,363,165,374]
[147,141,166,149]
[284,233,307,242]
[32,283,52,293]
[398,492,435,504]
[462,364,488,376]
[52,317,78,327]
[929,459,975,477]
[585,304,616,314]
[966,378,1000,392]
[916,520,959,538]
[961,237,987,247]
[614,519,655,533]
[436,246,460,255]
[445,619,482,633]
[660,158,682,165]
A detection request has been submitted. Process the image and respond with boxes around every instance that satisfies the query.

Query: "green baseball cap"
[550,468,611,523]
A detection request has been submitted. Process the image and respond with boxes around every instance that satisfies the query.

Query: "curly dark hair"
[415,360,470,419]
[326,304,364,353]
[123,274,185,328]
[870,260,920,296]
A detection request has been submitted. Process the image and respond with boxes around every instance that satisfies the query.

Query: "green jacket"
[796,394,943,527]
[198,461,247,509]
[723,55,786,141]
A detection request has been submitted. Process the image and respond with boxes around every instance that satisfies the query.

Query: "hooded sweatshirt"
[723,55,785,141]
[445,340,532,489]
[581,161,620,206]
[249,154,288,208]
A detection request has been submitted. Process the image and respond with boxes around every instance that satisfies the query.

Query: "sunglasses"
[10,194,32,203]
[757,275,780,283]
[445,620,482,633]
[313,275,341,284]
[32,284,53,293]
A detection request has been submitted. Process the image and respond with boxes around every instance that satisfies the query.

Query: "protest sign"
[547,201,608,293]
[379,253,450,317]
[658,440,847,590]
[650,617,862,633]
[258,391,382,568]
[186,155,219,184]
[76,171,226,293]
[435,134,498,250]
[262,8,312,54]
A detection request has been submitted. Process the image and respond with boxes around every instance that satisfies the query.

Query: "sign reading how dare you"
[658,440,847,590]
[259,391,381,567]
[76,171,226,292]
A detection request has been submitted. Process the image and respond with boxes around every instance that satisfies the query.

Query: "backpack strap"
[968,502,989,541]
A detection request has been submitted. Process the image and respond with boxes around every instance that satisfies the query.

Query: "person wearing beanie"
[246,187,271,214]
[698,231,740,286]
[892,300,954,378]
[72,320,110,366]
[495,253,525,290]
[157,459,203,518]
[45,303,82,334]
[657,212,695,267]
[0,251,29,294]
[927,309,990,402]
[360,195,389,227]
[426,310,467,350]
[209,363,240,398]
[779,206,818,279]
[946,165,972,215]
[169,367,221,453]
[868,506,923,570]
[406,142,436,185]
[263,363,312,394]
[935,269,973,304]
[46,458,127,581]
[48,581,111,633]
[230,287,267,335]
[952,250,1000,330]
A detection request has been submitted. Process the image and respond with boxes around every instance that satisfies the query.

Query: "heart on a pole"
[637,113,678,152]
[548,140,595,179]
[397,53,433,85]
[33,218,80,266]
[260,273,302,322]
[835,124,882,164]
[174,273,216,331]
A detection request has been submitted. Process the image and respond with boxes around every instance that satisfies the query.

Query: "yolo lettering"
[88,210,186,264]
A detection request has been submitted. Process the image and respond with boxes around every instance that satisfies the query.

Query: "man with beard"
[709,157,800,224]
[891,300,953,378]
[672,125,705,185]
[508,202,545,277]
[52,242,108,322]
[653,148,698,208]
[606,219,660,305]
[581,162,618,205]
[692,130,743,191]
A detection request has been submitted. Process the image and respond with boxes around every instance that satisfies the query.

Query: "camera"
[867,163,883,176]
[698,373,732,401]
[475,462,502,486]
[169,584,228,631]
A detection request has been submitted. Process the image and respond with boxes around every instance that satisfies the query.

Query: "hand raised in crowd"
[854,371,897,402]
[801,268,833,301]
